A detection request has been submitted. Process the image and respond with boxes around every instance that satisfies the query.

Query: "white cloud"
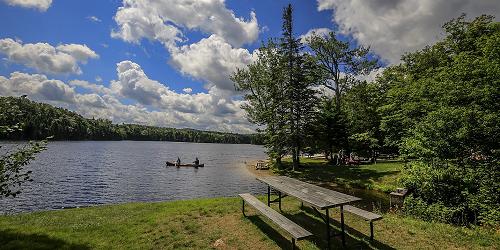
[110,60,168,105]
[300,27,332,43]
[182,87,192,93]
[0,72,76,103]
[56,44,99,62]
[3,0,52,11]
[317,0,500,64]
[357,67,385,83]
[111,0,259,48]
[0,38,99,75]
[69,79,113,95]
[87,16,101,23]
[0,66,256,133]
[169,34,255,92]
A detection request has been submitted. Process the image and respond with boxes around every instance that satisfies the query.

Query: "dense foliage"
[0,96,261,144]
[378,15,500,227]
[0,102,46,198]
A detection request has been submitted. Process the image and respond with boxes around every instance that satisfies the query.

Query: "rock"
[213,238,225,247]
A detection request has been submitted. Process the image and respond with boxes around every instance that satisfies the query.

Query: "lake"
[0,141,267,214]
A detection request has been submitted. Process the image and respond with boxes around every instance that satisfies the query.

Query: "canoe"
[166,161,204,168]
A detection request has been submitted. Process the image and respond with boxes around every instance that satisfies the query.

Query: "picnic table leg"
[242,199,246,217]
[278,191,282,211]
[267,185,271,207]
[370,221,374,241]
[326,208,331,249]
[341,205,346,246]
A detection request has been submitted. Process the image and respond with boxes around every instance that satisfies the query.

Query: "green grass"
[1,197,498,249]
[276,158,404,192]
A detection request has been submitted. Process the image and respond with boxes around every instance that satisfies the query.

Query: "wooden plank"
[257,177,332,208]
[239,193,312,240]
[258,176,361,209]
[280,176,360,203]
[344,205,382,221]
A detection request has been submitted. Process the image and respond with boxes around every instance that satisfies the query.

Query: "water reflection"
[0,141,267,213]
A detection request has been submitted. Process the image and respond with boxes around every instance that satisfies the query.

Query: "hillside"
[0,96,261,144]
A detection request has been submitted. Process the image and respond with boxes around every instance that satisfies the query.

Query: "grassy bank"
[1,196,499,249]
[276,158,404,192]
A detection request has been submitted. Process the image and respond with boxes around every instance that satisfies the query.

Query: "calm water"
[0,141,267,214]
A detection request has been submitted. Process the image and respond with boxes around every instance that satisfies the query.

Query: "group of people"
[175,157,199,166]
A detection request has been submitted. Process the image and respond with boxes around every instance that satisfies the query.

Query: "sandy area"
[244,159,273,177]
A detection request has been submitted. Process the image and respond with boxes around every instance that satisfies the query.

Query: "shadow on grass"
[245,215,296,249]
[0,230,90,250]
[244,203,396,250]
[275,160,401,190]
[289,206,396,250]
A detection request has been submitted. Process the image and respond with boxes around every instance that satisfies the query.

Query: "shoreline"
[244,159,273,177]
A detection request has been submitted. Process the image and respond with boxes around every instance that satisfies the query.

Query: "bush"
[400,161,499,227]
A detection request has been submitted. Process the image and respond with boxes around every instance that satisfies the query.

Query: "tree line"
[0,96,262,144]
[232,5,499,227]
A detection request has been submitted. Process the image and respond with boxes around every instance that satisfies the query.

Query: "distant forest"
[0,96,262,144]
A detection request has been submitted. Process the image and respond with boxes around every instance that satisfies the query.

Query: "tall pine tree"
[280,4,319,170]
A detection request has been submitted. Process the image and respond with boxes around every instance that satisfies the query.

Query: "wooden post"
[278,191,282,211]
[341,205,345,246]
[242,199,246,217]
[267,186,271,207]
[370,221,374,241]
[292,238,296,250]
[326,208,330,249]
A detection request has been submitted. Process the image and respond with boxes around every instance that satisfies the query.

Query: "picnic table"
[257,176,361,248]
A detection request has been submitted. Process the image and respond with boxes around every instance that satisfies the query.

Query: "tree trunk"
[276,156,282,169]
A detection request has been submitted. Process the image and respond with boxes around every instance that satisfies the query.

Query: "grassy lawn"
[1,196,499,249]
[276,158,404,192]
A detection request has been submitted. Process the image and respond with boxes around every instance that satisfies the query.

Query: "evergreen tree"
[280,4,319,170]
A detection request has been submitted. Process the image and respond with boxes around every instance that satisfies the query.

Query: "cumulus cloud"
[0,72,76,103]
[169,34,255,92]
[300,27,332,43]
[3,0,52,11]
[110,60,169,105]
[0,38,99,75]
[69,79,113,95]
[0,65,255,133]
[182,88,192,93]
[111,0,259,48]
[317,0,500,64]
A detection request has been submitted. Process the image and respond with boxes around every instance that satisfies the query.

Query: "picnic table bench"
[255,161,269,170]
[344,205,382,241]
[239,193,312,249]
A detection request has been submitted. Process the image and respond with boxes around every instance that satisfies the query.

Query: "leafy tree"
[306,30,378,111]
[343,80,389,157]
[314,97,348,162]
[0,96,258,144]
[0,98,47,198]
[380,14,500,226]
[232,40,288,167]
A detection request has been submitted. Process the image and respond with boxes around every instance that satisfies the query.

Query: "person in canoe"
[176,157,181,167]
[193,157,199,166]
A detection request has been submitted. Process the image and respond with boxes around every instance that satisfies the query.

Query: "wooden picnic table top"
[257,176,361,210]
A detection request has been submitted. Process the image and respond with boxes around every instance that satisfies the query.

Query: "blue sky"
[0,0,498,132]
[0,0,334,94]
